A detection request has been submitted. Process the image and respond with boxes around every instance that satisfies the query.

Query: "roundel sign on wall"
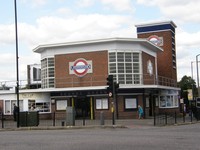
[69,58,93,77]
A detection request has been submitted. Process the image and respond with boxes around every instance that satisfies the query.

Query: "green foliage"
[178,75,197,99]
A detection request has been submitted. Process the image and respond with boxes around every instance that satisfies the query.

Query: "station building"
[0,21,180,120]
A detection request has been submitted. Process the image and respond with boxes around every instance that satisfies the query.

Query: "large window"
[5,100,23,114]
[41,57,55,88]
[109,51,141,85]
[159,90,179,108]
[28,100,50,113]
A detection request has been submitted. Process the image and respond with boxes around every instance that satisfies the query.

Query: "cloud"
[176,28,200,80]
[100,0,134,12]
[0,13,136,82]
[0,24,15,45]
[20,0,48,7]
[76,0,94,7]
[136,0,200,23]
[18,14,134,47]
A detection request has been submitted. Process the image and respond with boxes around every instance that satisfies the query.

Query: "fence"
[0,111,117,129]
[154,109,200,126]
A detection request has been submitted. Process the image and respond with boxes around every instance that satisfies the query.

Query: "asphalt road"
[0,124,199,150]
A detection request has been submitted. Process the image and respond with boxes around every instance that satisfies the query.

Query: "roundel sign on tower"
[69,58,93,77]
[148,35,163,46]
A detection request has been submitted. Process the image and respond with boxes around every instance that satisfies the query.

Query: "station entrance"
[74,96,91,119]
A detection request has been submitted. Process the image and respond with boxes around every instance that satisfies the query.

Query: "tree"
[178,75,197,102]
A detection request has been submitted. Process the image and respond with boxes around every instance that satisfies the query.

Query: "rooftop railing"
[0,74,178,91]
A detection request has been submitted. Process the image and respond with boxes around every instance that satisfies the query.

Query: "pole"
[196,54,200,97]
[191,62,194,79]
[14,0,20,128]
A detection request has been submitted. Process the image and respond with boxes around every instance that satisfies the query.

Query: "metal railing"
[0,74,178,91]
[154,109,200,126]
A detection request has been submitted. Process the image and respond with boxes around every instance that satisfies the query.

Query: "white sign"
[147,60,153,76]
[56,100,68,110]
[125,98,137,109]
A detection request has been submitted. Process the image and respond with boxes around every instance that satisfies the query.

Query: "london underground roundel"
[70,58,91,77]
[148,35,163,46]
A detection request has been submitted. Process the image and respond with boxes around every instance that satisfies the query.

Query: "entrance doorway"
[74,97,90,119]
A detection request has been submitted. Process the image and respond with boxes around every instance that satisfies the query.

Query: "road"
[0,124,199,150]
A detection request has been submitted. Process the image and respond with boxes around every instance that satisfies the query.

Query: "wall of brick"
[142,52,156,85]
[138,31,177,81]
[54,50,108,88]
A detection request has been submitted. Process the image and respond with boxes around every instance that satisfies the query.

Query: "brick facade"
[55,50,108,88]
[138,31,177,81]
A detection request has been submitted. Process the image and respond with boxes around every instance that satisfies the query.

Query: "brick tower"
[135,21,177,82]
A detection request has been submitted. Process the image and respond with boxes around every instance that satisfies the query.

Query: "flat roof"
[33,37,163,54]
[135,20,177,28]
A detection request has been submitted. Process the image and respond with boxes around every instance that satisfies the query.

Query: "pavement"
[0,117,199,131]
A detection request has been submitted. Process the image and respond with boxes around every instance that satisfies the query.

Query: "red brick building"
[33,20,180,120]
[0,21,180,120]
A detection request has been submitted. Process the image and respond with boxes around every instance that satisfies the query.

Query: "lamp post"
[196,54,200,97]
[191,61,194,79]
[14,0,20,128]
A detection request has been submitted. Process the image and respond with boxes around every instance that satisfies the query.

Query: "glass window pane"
[133,63,139,73]
[118,74,125,84]
[125,53,132,62]
[109,52,116,62]
[126,74,132,84]
[118,63,124,73]
[133,74,140,84]
[109,63,116,73]
[5,100,11,114]
[133,53,139,62]
[117,52,124,62]
[125,63,132,73]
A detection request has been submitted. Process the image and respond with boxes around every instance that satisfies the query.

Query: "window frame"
[96,98,109,110]
[108,50,141,85]
[124,97,138,111]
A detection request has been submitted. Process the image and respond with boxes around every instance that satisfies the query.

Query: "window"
[125,98,137,109]
[41,57,55,88]
[35,102,50,112]
[28,100,50,112]
[159,90,179,108]
[108,51,141,85]
[28,100,35,111]
[5,100,23,114]
[96,98,108,109]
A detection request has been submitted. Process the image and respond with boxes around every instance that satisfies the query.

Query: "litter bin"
[19,111,39,127]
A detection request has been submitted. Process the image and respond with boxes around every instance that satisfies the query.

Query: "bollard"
[183,111,185,122]
[175,111,177,124]
[153,111,156,126]
[53,112,55,126]
[100,111,105,125]
[1,112,4,128]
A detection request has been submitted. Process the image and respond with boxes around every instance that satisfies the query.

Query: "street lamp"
[196,54,200,97]
[14,0,20,128]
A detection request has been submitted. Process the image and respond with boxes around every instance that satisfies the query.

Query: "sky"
[0,0,200,86]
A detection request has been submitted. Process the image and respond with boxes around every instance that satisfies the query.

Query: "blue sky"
[0,0,200,86]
